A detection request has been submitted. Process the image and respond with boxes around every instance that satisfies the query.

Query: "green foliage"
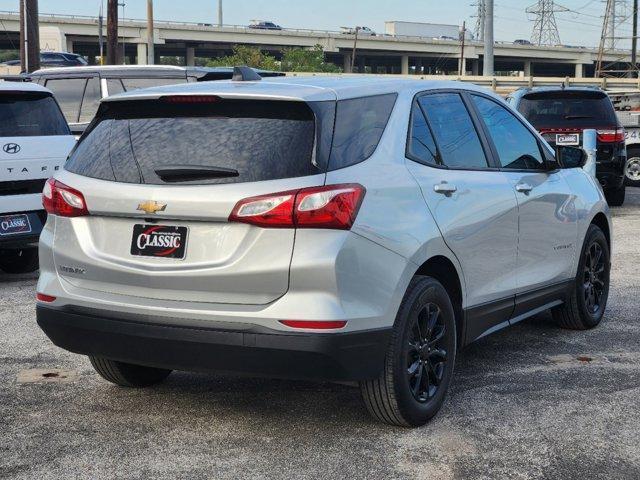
[205,45,279,70]
[204,44,341,73]
[0,50,19,63]
[159,56,184,66]
[281,45,341,73]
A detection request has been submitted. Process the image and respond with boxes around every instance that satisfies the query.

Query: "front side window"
[44,77,86,123]
[418,93,488,169]
[0,93,70,137]
[329,93,397,170]
[472,95,544,170]
[407,101,439,166]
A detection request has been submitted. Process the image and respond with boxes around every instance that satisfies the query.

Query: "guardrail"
[284,72,640,93]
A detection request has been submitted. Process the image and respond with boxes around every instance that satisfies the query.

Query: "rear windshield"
[0,92,70,137]
[65,99,320,185]
[517,91,618,129]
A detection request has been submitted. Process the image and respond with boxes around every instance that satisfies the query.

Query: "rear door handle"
[515,183,533,194]
[433,183,457,195]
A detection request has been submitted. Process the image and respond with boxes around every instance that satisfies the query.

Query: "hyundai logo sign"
[2,143,20,154]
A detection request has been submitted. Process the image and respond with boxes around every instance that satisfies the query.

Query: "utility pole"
[19,0,40,73]
[459,21,466,75]
[106,0,118,64]
[218,0,223,27]
[147,0,154,64]
[98,2,104,65]
[473,0,486,42]
[632,0,638,76]
[527,1,568,46]
[350,27,360,73]
[483,0,494,76]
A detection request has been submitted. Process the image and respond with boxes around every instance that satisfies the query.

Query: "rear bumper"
[0,210,45,249]
[596,163,625,190]
[36,305,391,382]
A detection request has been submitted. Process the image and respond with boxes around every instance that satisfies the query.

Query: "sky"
[0,0,632,49]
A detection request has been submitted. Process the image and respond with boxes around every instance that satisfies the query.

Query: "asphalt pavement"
[1,189,639,480]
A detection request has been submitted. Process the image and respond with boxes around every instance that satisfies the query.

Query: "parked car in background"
[508,86,627,206]
[1,52,88,68]
[29,65,284,136]
[0,81,75,273]
[513,39,533,46]
[341,26,376,36]
[36,75,611,427]
[248,20,282,30]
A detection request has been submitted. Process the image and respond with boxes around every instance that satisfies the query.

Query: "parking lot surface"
[1,189,639,480]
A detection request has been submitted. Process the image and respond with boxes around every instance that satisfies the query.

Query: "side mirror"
[556,145,587,169]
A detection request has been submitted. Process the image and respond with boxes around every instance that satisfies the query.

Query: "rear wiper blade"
[154,165,239,182]
[564,115,593,119]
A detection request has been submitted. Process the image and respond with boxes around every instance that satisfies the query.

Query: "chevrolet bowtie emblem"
[137,201,167,215]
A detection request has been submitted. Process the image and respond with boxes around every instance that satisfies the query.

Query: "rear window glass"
[0,93,70,137]
[517,91,618,129]
[65,99,319,185]
[120,77,187,91]
[329,93,397,170]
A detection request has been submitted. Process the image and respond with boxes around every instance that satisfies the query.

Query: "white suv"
[0,82,75,273]
[36,75,611,426]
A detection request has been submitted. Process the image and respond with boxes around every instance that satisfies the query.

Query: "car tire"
[625,149,640,187]
[360,276,456,427]
[605,185,626,207]
[89,356,172,387]
[552,224,610,330]
[0,248,39,274]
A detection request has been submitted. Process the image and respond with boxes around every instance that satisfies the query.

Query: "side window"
[44,78,87,123]
[120,77,187,91]
[106,79,125,95]
[471,95,544,170]
[407,101,439,166]
[418,93,488,169]
[78,77,101,123]
[329,93,397,170]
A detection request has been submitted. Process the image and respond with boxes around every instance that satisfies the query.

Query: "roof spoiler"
[232,66,262,82]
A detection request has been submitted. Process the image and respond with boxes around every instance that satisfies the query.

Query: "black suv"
[508,86,627,206]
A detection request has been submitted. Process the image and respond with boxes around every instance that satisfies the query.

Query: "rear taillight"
[597,128,625,143]
[229,184,365,230]
[42,178,89,217]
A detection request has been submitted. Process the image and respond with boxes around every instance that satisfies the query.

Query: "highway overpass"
[0,11,635,77]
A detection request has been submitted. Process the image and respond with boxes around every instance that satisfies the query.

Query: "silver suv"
[36,75,612,427]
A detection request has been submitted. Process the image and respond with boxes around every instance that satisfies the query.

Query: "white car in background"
[0,81,75,273]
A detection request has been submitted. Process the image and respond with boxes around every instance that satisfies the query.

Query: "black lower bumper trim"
[36,305,391,382]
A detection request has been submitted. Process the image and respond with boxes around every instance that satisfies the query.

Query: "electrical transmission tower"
[472,0,486,42]
[526,0,569,46]
[596,0,638,77]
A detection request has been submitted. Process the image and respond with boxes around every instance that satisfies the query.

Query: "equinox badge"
[137,201,167,215]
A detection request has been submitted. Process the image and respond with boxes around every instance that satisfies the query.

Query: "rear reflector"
[279,320,347,330]
[229,184,365,230]
[596,128,625,143]
[42,178,89,217]
[36,293,56,303]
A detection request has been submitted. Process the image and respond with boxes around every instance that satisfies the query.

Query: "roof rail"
[232,66,262,82]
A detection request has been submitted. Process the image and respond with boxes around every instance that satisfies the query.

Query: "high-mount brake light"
[596,128,625,143]
[42,178,89,217]
[228,184,365,230]
[162,95,221,104]
[279,320,348,330]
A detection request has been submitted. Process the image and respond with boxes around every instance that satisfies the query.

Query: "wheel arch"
[414,255,464,347]
[590,212,611,249]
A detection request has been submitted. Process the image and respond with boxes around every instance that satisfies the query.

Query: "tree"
[0,50,19,63]
[281,45,341,73]
[206,45,278,70]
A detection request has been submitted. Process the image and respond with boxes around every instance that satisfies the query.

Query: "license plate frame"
[130,224,188,259]
[556,133,580,146]
[0,214,32,236]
